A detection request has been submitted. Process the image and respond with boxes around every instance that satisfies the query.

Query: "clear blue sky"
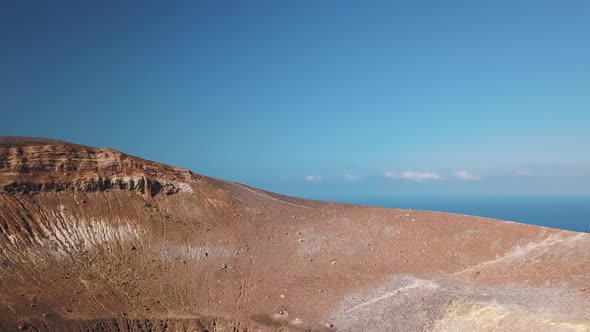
[1,1,589,199]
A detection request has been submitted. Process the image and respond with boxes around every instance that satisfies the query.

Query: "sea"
[328,196,590,233]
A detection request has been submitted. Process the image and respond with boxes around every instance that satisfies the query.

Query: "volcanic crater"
[0,137,588,331]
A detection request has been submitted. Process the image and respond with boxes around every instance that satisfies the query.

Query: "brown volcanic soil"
[0,137,588,332]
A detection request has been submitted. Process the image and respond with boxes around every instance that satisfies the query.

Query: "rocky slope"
[0,137,588,332]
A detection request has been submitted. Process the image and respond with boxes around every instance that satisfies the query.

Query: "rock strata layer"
[0,138,195,196]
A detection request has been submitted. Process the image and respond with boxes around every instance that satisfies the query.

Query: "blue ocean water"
[330,196,590,233]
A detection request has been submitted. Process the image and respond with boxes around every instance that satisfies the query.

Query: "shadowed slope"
[0,137,588,331]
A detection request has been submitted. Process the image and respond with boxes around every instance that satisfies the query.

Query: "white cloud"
[344,173,360,182]
[304,175,321,183]
[454,170,480,181]
[385,171,441,182]
[384,171,398,179]
[401,171,442,182]
[514,170,530,177]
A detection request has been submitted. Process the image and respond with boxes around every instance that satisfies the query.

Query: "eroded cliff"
[0,138,195,196]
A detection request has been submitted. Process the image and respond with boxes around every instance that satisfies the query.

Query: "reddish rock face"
[0,137,194,196]
[0,137,589,331]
